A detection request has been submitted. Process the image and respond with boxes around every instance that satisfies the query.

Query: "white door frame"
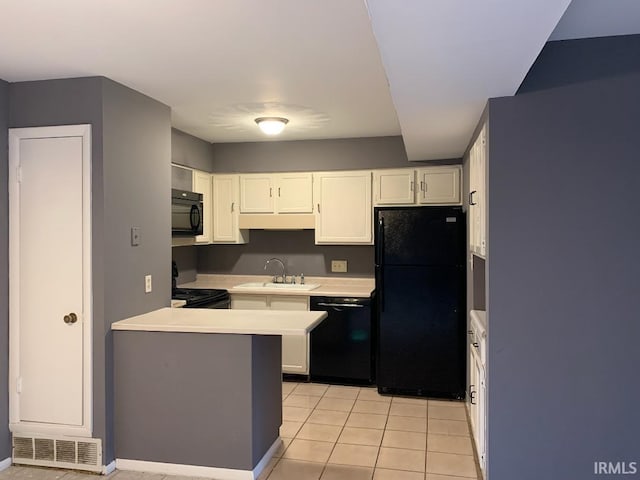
[8,124,93,437]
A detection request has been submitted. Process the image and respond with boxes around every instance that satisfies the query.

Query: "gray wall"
[172,128,215,171]
[0,79,9,461]
[211,135,458,173]
[195,135,452,278]
[101,78,171,462]
[197,230,374,278]
[518,34,640,94]
[114,331,281,470]
[486,38,640,479]
[9,76,106,459]
[172,246,198,284]
[9,77,171,464]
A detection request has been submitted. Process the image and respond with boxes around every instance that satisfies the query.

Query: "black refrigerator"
[375,206,466,399]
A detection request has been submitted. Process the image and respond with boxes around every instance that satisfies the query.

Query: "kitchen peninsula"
[111,307,327,480]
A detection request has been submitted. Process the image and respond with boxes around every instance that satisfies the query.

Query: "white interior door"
[9,125,92,436]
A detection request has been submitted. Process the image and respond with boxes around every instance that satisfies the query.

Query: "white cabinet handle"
[231,202,235,212]
[278,187,281,197]
[269,187,273,197]
[317,203,321,213]
[410,181,414,192]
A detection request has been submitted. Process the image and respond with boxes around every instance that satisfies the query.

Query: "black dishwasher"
[310,296,374,385]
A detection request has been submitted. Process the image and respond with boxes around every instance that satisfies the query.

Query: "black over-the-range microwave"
[171,188,204,236]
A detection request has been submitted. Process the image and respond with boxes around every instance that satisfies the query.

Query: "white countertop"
[179,274,375,298]
[112,307,327,335]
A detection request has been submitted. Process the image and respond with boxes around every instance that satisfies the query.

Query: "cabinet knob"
[63,313,78,324]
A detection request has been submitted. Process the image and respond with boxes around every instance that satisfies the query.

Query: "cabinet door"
[373,169,415,205]
[469,124,487,256]
[281,335,308,374]
[240,174,274,213]
[478,125,487,256]
[468,348,478,436]
[269,296,310,374]
[270,296,309,311]
[230,294,269,309]
[212,175,249,244]
[171,164,193,191]
[314,171,373,244]
[276,173,313,213]
[193,170,212,244]
[418,166,461,204]
[478,362,487,472]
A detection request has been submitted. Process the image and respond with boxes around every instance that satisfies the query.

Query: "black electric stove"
[172,287,230,309]
[172,261,230,309]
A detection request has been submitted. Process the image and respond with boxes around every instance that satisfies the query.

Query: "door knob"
[63,313,78,324]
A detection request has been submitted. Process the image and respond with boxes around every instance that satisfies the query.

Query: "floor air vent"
[12,435,102,472]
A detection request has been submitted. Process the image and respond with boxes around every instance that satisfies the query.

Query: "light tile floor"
[265,381,479,480]
[0,383,479,480]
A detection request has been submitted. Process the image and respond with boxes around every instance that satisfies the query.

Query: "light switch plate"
[331,260,348,273]
[131,227,141,246]
[145,275,152,293]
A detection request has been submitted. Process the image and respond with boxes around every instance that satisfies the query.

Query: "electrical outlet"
[331,260,348,273]
[145,275,152,293]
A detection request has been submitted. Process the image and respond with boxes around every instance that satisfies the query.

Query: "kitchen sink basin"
[233,282,320,291]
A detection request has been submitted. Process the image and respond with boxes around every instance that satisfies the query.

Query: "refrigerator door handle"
[376,215,385,312]
[376,216,385,266]
[376,266,384,313]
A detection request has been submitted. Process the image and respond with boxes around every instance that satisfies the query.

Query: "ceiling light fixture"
[255,117,289,135]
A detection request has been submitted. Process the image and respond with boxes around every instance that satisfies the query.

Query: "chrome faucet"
[264,257,286,283]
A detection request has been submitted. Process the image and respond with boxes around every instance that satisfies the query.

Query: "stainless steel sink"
[233,282,320,291]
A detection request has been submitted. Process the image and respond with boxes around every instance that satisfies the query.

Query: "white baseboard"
[0,458,12,472]
[102,460,116,475]
[251,438,281,479]
[116,437,280,480]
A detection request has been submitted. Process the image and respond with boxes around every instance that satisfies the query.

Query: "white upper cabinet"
[469,123,487,256]
[212,175,249,244]
[240,174,274,213]
[276,172,314,213]
[192,169,212,244]
[314,170,373,244]
[240,172,313,214]
[417,165,462,205]
[373,169,416,205]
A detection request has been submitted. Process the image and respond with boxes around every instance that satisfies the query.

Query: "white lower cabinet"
[469,343,486,475]
[230,294,310,374]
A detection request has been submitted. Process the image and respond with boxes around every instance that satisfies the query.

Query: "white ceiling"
[365,0,572,160]
[0,1,639,161]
